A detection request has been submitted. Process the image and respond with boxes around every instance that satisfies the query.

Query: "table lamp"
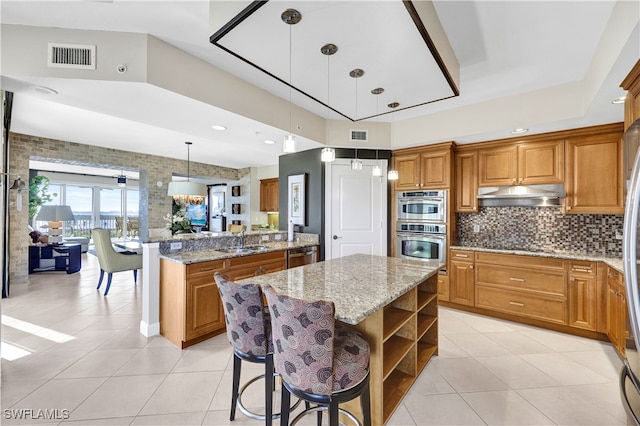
[35,205,75,244]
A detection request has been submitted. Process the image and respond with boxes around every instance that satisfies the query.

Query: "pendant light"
[282,9,301,154]
[9,177,26,211]
[371,87,384,177]
[350,68,364,171]
[117,171,127,188]
[387,102,400,180]
[167,141,207,203]
[321,43,336,163]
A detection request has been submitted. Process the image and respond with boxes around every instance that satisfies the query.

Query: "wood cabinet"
[225,250,287,281]
[437,273,450,301]
[478,140,564,187]
[454,151,478,212]
[393,144,452,190]
[259,178,279,212]
[568,261,597,331]
[449,250,475,306]
[565,129,624,214]
[474,252,567,325]
[160,258,226,348]
[160,250,287,348]
[622,60,640,180]
[607,266,627,356]
[621,59,640,131]
[355,273,438,424]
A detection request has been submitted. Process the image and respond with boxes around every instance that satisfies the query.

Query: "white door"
[325,159,387,259]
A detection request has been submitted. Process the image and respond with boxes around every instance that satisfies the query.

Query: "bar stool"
[214,273,278,425]
[263,285,372,426]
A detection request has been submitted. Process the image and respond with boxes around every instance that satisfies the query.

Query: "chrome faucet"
[238,230,245,248]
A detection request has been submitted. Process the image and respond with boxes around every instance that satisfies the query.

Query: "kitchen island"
[241,253,442,425]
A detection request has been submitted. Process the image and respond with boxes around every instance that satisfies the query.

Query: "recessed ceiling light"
[611,95,626,104]
[211,125,227,131]
[27,84,58,95]
[264,139,276,145]
[511,128,529,134]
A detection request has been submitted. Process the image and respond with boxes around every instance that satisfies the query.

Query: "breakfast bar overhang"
[240,253,441,425]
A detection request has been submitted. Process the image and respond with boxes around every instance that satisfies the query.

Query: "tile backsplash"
[456,207,623,257]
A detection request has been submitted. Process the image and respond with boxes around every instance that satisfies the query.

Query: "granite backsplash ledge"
[456,207,623,257]
[157,231,319,255]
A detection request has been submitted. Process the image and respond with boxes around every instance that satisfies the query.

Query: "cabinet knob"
[469,265,474,270]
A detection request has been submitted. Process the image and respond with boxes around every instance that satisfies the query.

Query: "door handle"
[333,235,341,240]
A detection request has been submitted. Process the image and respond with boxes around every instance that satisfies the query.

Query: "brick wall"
[9,132,240,283]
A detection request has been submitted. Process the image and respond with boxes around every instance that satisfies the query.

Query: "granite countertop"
[450,245,623,274]
[239,253,441,325]
[159,240,319,264]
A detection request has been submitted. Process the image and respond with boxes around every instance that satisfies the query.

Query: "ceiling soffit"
[210,1,459,122]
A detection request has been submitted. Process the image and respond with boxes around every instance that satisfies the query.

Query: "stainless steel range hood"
[477,184,565,207]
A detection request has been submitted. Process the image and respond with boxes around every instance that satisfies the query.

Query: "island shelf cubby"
[351,272,439,425]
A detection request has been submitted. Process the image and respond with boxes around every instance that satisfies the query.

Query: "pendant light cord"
[289,23,292,136]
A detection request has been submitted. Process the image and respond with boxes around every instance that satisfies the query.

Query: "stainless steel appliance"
[288,245,318,269]
[621,118,640,425]
[395,222,446,266]
[397,190,447,222]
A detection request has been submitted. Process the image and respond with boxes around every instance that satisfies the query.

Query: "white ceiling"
[1,1,638,170]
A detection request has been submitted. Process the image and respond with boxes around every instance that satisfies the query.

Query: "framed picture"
[231,185,241,197]
[288,174,306,225]
[187,204,207,227]
[231,203,241,214]
[232,220,241,225]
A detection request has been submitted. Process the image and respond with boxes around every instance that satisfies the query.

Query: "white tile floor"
[0,253,628,425]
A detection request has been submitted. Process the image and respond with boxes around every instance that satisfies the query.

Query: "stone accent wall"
[9,132,240,283]
[456,207,623,257]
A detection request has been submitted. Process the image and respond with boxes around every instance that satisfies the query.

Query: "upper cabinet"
[259,178,279,212]
[455,151,478,213]
[621,59,640,131]
[621,60,640,180]
[565,127,624,214]
[478,140,564,187]
[393,143,453,191]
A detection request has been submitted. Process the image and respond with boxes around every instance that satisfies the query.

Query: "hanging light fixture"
[282,8,301,154]
[371,87,384,177]
[321,43,337,163]
[350,68,364,171]
[167,141,207,203]
[117,172,127,188]
[387,102,400,180]
[9,177,26,211]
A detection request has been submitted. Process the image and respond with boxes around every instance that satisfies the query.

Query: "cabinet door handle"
[455,254,469,258]
[509,301,525,307]
[509,277,525,282]
[572,266,592,272]
[200,266,216,272]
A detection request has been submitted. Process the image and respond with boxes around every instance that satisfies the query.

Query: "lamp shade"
[36,205,75,222]
[167,181,207,197]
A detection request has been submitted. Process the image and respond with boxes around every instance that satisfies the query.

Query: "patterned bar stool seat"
[214,272,278,425]
[263,285,372,426]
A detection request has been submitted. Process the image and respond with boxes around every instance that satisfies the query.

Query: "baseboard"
[139,321,160,337]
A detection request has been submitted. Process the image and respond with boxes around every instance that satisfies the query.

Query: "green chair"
[92,228,142,296]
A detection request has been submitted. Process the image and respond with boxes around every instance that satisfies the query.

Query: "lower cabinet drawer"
[476,264,566,296]
[476,286,566,324]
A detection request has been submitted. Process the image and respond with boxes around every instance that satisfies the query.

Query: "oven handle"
[395,232,445,240]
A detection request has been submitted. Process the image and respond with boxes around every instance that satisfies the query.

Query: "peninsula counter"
[240,253,441,425]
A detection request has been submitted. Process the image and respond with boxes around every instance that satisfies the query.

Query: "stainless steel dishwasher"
[287,245,318,268]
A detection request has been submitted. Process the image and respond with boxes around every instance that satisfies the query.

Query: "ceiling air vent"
[48,43,96,70]
[350,129,368,143]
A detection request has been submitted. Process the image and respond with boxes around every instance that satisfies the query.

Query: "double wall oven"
[395,190,447,269]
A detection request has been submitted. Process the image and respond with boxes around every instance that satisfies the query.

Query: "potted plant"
[29,176,57,223]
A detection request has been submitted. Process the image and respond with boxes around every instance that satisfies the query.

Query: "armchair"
[92,228,142,296]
